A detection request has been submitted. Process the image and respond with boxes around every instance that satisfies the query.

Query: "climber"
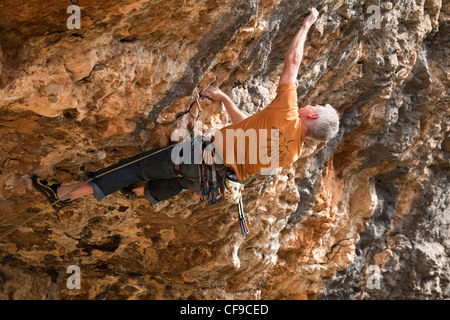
[32,8,339,212]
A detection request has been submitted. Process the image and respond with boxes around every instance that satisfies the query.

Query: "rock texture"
[0,0,448,299]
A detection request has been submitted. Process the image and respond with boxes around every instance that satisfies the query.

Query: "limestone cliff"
[0,0,448,299]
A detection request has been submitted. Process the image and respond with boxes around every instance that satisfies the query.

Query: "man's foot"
[32,176,71,212]
[120,184,137,198]
[132,183,146,197]
[120,183,145,198]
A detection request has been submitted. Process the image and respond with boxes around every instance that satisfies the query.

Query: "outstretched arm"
[201,86,248,124]
[279,8,319,86]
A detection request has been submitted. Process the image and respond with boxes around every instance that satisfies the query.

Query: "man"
[33,8,339,211]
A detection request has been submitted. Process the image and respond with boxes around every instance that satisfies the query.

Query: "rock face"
[0,0,448,299]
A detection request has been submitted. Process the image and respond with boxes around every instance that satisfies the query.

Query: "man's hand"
[201,85,248,123]
[201,86,227,102]
[303,8,319,29]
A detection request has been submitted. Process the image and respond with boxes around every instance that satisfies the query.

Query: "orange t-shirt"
[213,82,305,181]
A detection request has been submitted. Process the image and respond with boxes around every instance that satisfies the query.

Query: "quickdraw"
[237,195,249,235]
[198,145,223,205]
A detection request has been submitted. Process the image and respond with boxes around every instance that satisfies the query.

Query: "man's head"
[298,104,339,141]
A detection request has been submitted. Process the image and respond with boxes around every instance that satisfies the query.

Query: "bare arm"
[201,86,248,123]
[279,8,319,85]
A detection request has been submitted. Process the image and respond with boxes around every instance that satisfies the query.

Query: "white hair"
[307,104,340,141]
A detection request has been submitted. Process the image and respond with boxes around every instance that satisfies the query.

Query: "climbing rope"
[0,93,204,241]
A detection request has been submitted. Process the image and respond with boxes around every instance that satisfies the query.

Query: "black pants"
[86,137,207,204]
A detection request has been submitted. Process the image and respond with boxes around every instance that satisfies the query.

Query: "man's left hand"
[201,86,227,102]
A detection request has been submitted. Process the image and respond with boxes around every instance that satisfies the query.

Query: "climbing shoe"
[32,176,71,212]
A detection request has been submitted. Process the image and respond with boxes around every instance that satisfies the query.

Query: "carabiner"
[239,218,249,235]
[208,187,216,205]
[194,92,203,112]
